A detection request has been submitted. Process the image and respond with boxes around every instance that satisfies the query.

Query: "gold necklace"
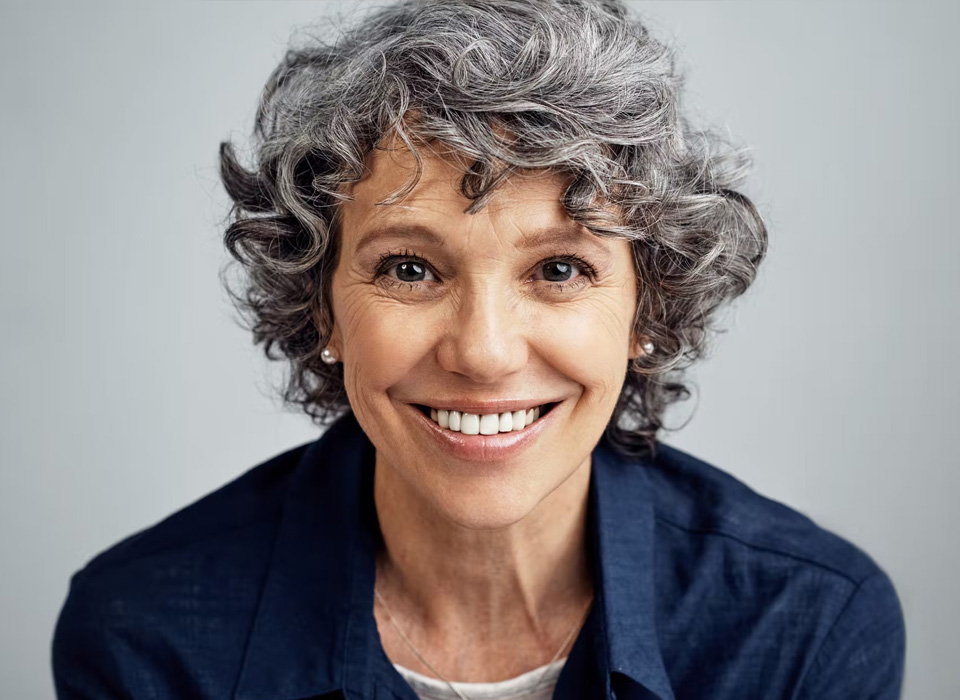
[374,586,593,700]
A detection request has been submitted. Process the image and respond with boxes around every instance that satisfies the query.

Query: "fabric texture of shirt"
[52,409,906,700]
[393,658,565,700]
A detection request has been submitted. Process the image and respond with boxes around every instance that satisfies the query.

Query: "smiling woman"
[51,1,905,699]
[330,142,644,529]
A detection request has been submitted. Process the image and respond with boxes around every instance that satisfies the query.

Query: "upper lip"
[412,398,562,414]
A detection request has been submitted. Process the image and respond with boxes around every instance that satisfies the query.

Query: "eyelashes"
[373,248,599,294]
[375,250,440,287]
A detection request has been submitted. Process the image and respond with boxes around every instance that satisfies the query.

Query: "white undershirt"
[393,658,567,700]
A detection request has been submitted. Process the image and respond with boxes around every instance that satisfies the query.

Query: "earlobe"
[325,328,342,364]
[313,308,341,364]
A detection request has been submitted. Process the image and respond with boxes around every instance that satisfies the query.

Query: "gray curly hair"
[218,0,768,458]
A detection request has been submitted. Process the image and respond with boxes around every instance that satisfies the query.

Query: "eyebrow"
[354,222,615,259]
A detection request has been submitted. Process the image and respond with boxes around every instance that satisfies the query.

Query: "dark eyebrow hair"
[354,221,615,259]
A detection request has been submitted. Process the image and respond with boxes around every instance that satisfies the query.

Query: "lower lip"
[405,402,562,462]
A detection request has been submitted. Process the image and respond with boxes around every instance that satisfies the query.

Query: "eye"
[539,260,581,283]
[374,251,439,288]
[532,255,596,289]
[373,250,597,294]
[385,259,437,283]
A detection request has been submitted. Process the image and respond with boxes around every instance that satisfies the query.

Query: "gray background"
[2,1,957,697]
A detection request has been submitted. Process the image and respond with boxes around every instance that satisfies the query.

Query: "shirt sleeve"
[796,569,906,700]
[51,571,131,700]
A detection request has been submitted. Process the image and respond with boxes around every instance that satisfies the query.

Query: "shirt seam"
[228,507,287,700]
[791,570,875,699]
[653,513,866,586]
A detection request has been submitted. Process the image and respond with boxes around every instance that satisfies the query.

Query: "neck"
[372,451,594,679]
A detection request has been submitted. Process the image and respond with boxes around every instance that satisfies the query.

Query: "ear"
[329,327,344,359]
[313,307,341,357]
[628,333,644,361]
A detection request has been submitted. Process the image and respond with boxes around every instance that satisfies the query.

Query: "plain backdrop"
[2,2,957,698]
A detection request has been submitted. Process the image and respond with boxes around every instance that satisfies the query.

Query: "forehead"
[339,136,575,236]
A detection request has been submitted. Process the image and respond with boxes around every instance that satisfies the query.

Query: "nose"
[436,281,529,384]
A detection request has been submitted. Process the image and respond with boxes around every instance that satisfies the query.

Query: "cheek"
[334,286,440,395]
[533,295,633,400]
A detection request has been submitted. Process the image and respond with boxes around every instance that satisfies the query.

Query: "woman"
[52,1,905,699]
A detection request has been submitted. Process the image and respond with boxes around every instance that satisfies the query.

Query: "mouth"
[404,400,566,462]
[412,401,561,435]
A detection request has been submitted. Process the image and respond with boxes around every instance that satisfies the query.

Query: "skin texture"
[327,135,644,682]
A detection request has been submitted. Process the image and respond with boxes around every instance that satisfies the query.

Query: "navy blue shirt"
[52,410,906,699]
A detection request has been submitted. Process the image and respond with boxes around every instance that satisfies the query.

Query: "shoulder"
[645,440,887,584]
[52,440,314,698]
[75,441,311,581]
[640,441,906,698]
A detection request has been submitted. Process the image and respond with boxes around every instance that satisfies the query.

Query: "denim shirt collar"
[233,410,674,700]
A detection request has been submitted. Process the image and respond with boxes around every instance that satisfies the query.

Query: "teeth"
[425,404,546,433]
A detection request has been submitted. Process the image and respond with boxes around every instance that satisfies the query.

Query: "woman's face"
[329,138,641,529]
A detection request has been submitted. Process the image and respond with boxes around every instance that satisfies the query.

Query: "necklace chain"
[374,586,593,700]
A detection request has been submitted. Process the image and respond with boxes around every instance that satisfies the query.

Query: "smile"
[406,401,564,462]
[415,403,558,435]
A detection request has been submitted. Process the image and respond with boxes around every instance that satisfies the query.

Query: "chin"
[428,479,545,531]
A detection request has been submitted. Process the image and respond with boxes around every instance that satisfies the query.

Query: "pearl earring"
[641,340,655,355]
[321,347,338,365]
